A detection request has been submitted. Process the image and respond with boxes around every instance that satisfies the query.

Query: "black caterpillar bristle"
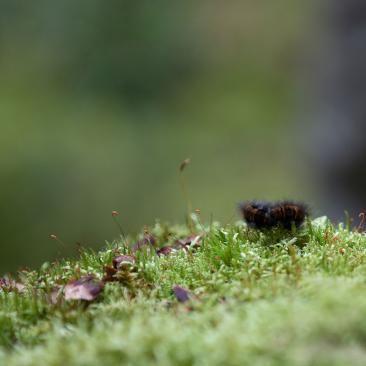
[239,200,308,229]
[239,201,274,229]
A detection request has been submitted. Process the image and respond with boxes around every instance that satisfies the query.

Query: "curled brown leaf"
[113,255,136,270]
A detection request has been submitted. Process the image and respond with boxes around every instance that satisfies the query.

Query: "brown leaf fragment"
[113,255,136,270]
[50,286,62,304]
[156,246,174,256]
[172,285,190,303]
[131,234,156,253]
[0,277,25,293]
[104,255,137,282]
[156,235,203,256]
[103,265,118,282]
[64,275,104,301]
[174,235,203,250]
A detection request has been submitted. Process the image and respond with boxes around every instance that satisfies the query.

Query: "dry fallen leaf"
[172,285,190,303]
[131,234,156,253]
[50,286,62,304]
[156,246,174,256]
[156,235,203,256]
[0,277,25,293]
[104,255,137,282]
[64,275,104,301]
[175,235,203,250]
[113,255,136,270]
[103,265,118,282]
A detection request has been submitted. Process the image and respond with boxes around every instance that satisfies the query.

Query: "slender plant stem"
[113,216,127,243]
[180,172,193,232]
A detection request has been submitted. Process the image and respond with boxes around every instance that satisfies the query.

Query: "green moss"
[1,217,366,365]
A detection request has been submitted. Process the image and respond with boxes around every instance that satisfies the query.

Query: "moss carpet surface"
[1,217,366,366]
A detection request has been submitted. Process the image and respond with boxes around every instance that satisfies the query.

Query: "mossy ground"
[1,216,366,366]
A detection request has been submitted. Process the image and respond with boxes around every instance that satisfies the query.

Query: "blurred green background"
[0,0,314,272]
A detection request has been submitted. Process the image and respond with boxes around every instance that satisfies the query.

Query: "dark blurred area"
[305,0,366,222]
[1,0,364,273]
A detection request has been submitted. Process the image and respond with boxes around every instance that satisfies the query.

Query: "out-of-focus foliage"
[0,0,312,272]
[1,1,205,101]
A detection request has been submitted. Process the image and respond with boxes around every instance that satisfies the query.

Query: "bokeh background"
[1,0,365,273]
